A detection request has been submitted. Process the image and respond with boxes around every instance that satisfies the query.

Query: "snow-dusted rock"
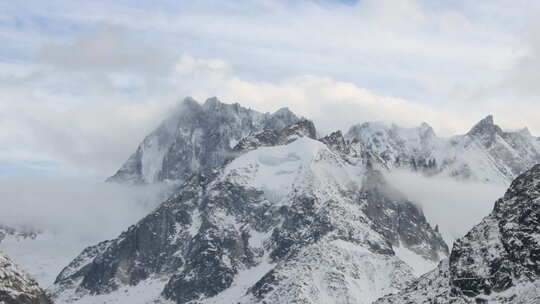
[346,115,540,184]
[0,253,52,304]
[107,97,300,184]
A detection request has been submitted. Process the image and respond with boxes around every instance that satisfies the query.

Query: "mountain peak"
[467,114,502,136]
[273,107,292,115]
[182,96,198,105]
[418,122,436,138]
[499,163,540,204]
[518,127,532,137]
[107,97,302,184]
[173,96,202,113]
[482,114,494,125]
[278,119,317,142]
[203,96,222,109]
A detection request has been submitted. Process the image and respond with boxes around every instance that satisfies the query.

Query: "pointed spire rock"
[203,96,222,109]
[518,127,532,137]
[419,122,436,138]
[467,114,502,136]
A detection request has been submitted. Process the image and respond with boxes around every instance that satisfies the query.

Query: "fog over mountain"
[2,97,536,303]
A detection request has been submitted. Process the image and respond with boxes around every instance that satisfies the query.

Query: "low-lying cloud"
[0,177,172,286]
[385,170,507,245]
[0,178,170,242]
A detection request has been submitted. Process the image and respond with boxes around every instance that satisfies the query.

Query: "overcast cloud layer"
[1,0,540,178]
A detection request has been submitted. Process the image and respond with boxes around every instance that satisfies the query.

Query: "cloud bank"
[385,170,506,244]
[0,178,169,241]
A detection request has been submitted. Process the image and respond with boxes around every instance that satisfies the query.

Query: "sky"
[2,0,540,178]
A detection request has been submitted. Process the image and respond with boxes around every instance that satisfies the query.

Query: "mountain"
[346,115,540,184]
[53,120,447,304]
[50,98,540,303]
[109,96,540,186]
[0,253,52,304]
[107,97,301,184]
[375,164,540,304]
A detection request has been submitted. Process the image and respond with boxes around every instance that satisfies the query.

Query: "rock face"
[107,97,300,184]
[346,116,540,184]
[54,120,446,304]
[0,253,52,304]
[375,164,540,304]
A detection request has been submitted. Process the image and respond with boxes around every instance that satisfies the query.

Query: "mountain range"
[109,98,540,187]
[2,97,539,304]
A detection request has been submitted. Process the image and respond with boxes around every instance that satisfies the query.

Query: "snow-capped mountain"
[111,96,540,187]
[107,97,301,184]
[53,119,447,304]
[346,115,540,184]
[41,98,540,304]
[375,164,540,304]
[0,253,52,304]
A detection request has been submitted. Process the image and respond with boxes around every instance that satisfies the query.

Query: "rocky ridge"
[346,115,540,184]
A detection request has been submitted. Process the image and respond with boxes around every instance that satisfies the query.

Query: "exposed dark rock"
[107,98,300,184]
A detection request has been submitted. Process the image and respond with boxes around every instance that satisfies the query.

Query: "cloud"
[384,170,506,244]
[0,178,170,241]
[1,0,540,179]
[0,177,172,286]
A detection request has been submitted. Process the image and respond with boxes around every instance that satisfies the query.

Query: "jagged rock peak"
[233,119,317,152]
[467,114,503,136]
[278,119,317,141]
[418,122,436,138]
[107,97,302,184]
[0,253,52,304]
[272,106,296,118]
[203,96,221,107]
[180,96,200,108]
[518,127,532,137]
[320,130,350,154]
[497,163,540,210]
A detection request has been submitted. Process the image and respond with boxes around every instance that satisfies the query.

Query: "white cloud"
[0,177,171,286]
[0,178,170,241]
[384,170,506,244]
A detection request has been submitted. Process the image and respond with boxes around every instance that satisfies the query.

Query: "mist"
[384,170,507,245]
[0,178,171,241]
[0,177,172,285]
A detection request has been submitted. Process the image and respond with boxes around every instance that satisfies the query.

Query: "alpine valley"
[2,97,540,304]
